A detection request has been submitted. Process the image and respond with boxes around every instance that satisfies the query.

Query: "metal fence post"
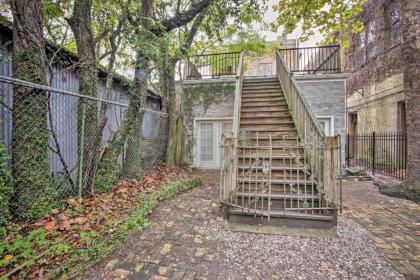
[371,131,376,175]
[346,133,350,166]
[78,101,86,198]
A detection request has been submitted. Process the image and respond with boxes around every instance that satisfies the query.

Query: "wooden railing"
[276,50,342,209]
[220,52,244,201]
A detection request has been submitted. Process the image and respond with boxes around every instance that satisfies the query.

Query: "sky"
[260,0,324,47]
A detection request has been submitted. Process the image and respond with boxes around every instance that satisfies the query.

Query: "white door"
[197,122,217,168]
[195,120,232,168]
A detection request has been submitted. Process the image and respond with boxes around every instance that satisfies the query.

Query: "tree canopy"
[271,0,365,48]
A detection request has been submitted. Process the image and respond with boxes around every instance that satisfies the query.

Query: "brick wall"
[344,0,405,134]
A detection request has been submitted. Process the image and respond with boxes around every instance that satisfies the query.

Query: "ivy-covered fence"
[0,76,166,224]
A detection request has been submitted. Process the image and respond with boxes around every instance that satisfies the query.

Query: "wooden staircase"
[226,76,337,228]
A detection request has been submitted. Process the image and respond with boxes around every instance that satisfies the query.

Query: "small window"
[366,20,377,60]
[258,63,272,76]
[384,0,401,46]
[317,117,334,136]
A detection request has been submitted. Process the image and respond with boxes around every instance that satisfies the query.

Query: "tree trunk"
[120,52,148,179]
[10,0,55,220]
[401,0,420,189]
[165,59,178,166]
[68,0,100,194]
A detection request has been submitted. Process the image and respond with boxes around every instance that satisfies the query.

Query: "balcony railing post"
[278,45,341,74]
[185,52,241,79]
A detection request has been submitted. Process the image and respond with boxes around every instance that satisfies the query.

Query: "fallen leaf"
[3,254,13,262]
[34,220,46,227]
[44,220,56,232]
[59,220,71,231]
[67,198,77,206]
[74,217,87,224]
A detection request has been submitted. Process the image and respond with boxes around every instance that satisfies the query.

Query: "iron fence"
[0,75,166,224]
[186,52,241,79]
[346,132,407,180]
[277,45,341,74]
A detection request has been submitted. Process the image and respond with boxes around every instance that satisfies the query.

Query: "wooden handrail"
[276,50,342,208]
[232,52,244,140]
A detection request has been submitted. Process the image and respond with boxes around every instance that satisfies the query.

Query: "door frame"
[193,117,233,169]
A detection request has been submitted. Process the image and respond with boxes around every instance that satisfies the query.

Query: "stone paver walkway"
[342,180,420,279]
[85,172,417,279]
[87,171,224,279]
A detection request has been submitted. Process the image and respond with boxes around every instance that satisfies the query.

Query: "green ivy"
[0,142,13,227]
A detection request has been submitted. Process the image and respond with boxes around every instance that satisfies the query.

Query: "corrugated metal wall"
[0,31,164,177]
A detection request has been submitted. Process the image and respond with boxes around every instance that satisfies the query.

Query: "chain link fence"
[0,75,167,224]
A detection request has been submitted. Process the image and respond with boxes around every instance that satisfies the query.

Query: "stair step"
[241,101,288,107]
[241,96,285,102]
[238,154,304,160]
[241,107,289,113]
[240,126,296,132]
[242,87,282,92]
[241,112,291,117]
[238,185,314,194]
[240,113,291,119]
[248,139,299,146]
[247,132,298,137]
[243,78,278,84]
[238,171,308,180]
[240,118,294,125]
[239,178,313,185]
[237,165,305,171]
[242,92,283,97]
[235,192,319,200]
[228,209,334,221]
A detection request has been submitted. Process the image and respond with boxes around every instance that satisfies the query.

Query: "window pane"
[199,122,213,162]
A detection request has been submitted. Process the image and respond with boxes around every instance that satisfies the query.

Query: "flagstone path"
[85,171,418,280]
